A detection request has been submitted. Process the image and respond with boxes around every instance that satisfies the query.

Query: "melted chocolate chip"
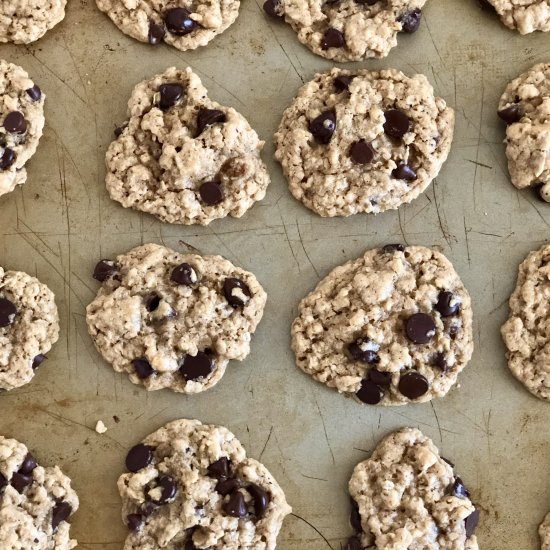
[247,484,270,516]
[19,453,37,475]
[4,112,27,134]
[159,83,184,110]
[0,148,16,170]
[398,371,429,399]
[348,338,379,363]
[322,27,345,49]
[309,110,336,144]
[52,502,72,530]
[383,109,410,139]
[132,358,154,379]
[223,490,247,518]
[165,8,197,35]
[216,477,239,496]
[350,140,376,164]
[171,263,197,285]
[356,379,384,405]
[180,351,214,381]
[405,313,436,344]
[334,75,354,91]
[11,472,32,493]
[196,108,226,136]
[114,122,128,137]
[26,85,42,101]
[452,477,470,498]
[149,475,177,504]
[126,513,143,531]
[497,104,523,124]
[208,457,230,479]
[145,292,161,312]
[224,278,251,307]
[126,444,154,472]
[263,0,283,17]
[148,23,166,44]
[383,243,405,253]
[392,163,417,181]
[465,509,480,537]
[433,352,448,372]
[199,181,224,205]
[93,260,117,282]
[32,354,46,370]
[369,369,392,386]
[0,298,17,328]
[435,291,460,317]
[398,8,422,32]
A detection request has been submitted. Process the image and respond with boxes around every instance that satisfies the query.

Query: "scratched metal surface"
[0,0,549,548]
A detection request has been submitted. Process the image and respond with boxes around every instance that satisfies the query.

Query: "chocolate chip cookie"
[96,0,240,50]
[497,63,550,201]
[86,243,266,394]
[118,419,291,549]
[0,60,45,198]
[501,243,550,400]
[0,436,78,549]
[105,66,269,225]
[274,68,454,218]
[0,267,59,391]
[263,0,427,61]
[347,428,480,549]
[0,0,66,43]
[291,245,473,406]
[484,0,549,33]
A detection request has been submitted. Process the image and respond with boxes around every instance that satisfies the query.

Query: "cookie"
[0,0,66,44]
[96,0,239,50]
[0,60,46,198]
[274,68,454,218]
[118,419,291,549]
[291,245,474,406]
[0,267,59,391]
[347,428,480,549]
[500,243,550,400]
[484,0,550,34]
[86,243,266,394]
[264,0,427,61]
[541,513,550,549]
[105,66,269,225]
[497,63,550,201]
[0,436,79,549]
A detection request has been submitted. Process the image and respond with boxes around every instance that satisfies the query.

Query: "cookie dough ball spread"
[105,67,269,225]
[540,513,550,549]
[0,0,66,44]
[0,267,59,391]
[264,0,427,61]
[274,68,454,218]
[498,63,550,201]
[485,0,550,33]
[0,61,45,198]
[291,245,473,406]
[118,419,291,549]
[500,243,550,400]
[96,0,240,50]
[348,428,480,549]
[0,436,79,549]
[86,244,266,394]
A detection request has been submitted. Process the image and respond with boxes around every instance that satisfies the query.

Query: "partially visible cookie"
[540,512,550,549]
[0,436,79,549]
[0,0,66,44]
[264,0,427,61]
[0,60,45,198]
[118,419,291,549]
[105,66,269,225]
[484,0,549,34]
[274,68,454,217]
[86,243,266,394]
[291,245,473,406]
[348,428,480,550]
[498,63,550,200]
[501,243,550,400]
[96,0,240,50]
[0,267,59,391]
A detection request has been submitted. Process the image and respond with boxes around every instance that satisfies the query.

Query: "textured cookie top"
[487,0,550,33]
[540,512,550,549]
[96,0,240,50]
[0,267,59,391]
[105,66,269,225]
[265,0,427,61]
[274,68,454,218]
[497,63,550,200]
[86,244,267,394]
[501,243,550,401]
[348,428,479,550]
[0,60,45,197]
[0,0,66,44]
[118,419,291,549]
[291,245,473,406]
[0,436,79,550]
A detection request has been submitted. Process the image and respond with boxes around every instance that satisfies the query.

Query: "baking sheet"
[1,0,549,548]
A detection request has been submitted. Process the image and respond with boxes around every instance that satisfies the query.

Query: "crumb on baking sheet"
[95,420,108,434]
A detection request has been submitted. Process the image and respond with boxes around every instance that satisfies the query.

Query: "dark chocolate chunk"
[52,502,72,530]
[383,109,410,139]
[148,23,166,44]
[4,112,27,134]
[247,483,270,516]
[149,475,177,504]
[199,181,224,205]
[350,140,376,164]
[11,472,33,493]
[93,260,117,282]
[465,509,480,537]
[369,369,392,387]
[435,291,459,317]
[382,243,405,253]
[159,83,184,110]
[165,8,197,35]
[398,8,422,32]
[32,354,46,370]
[309,110,336,144]
[208,457,230,479]
[126,444,154,472]
[216,477,240,496]
[348,339,379,363]
[392,163,417,181]
[0,148,16,170]
[196,108,226,136]
[126,513,143,531]
[223,490,247,518]
[356,379,384,405]
[321,28,345,49]
[19,453,37,475]
[398,371,429,399]
[405,313,436,344]
[223,278,251,307]
[497,104,523,124]
[334,75,354,91]
[26,85,42,101]
[0,298,17,328]
[132,358,154,379]
[171,263,197,285]
[180,351,214,381]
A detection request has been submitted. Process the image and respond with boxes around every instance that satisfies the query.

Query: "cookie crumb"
[95,420,108,434]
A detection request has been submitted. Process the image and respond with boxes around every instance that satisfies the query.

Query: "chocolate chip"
[150,475,177,504]
[398,371,429,399]
[247,484,270,516]
[52,501,72,530]
[263,0,283,17]
[148,23,165,44]
[356,379,384,405]
[159,83,184,110]
[165,8,197,35]
[26,85,42,101]
[435,291,460,317]
[452,476,470,498]
[180,351,214,381]
[497,104,523,124]
[433,352,448,372]
[347,535,363,550]
[369,369,392,386]
[398,8,422,32]
[19,453,37,475]
[383,243,405,253]
[383,109,410,139]
[392,163,417,181]
[196,109,226,137]
[309,110,336,144]
[171,263,197,285]
[4,112,27,134]
[465,509,480,537]
[0,298,17,328]
[321,27,345,49]
[224,278,251,307]
[208,457,230,479]
[334,75,354,91]
[126,513,143,531]
[348,338,379,363]
[199,181,224,205]
[0,148,16,170]
[350,500,361,531]
[144,292,161,312]
[185,540,198,550]
[114,122,128,138]
[132,358,154,379]
[93,260,117,282]
[405,313,436,344]
[223,490,247,518]
[32,354,46,370]
[11,472,32,493]
[126,443,154,472]
[350,140,376,164]
[216,477,239,496]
